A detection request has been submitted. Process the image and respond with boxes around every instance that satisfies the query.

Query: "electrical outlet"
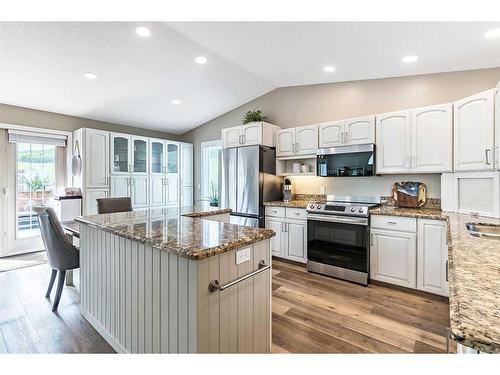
[236,247,251,265]
[320,186,326,194]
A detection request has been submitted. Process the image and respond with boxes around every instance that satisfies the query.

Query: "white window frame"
[200,140,222,201]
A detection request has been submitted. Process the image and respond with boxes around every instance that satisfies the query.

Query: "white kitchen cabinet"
[295,125,318,155]
[165,176,179,205]
[318,116,375,148]
[276,125,318,158]
[180,186,193,206]
[111,133,131,174]
[454,89,496,172]
[84,129,110,188]
[370,228,417,289]
[166,142,179,174]
[84,189,108,215]
[411,104,453,173]
[285,220,307,262]
[222,126,242,149]
[150,139,165,175]
[111,176,130,198]
[222,122,280,149]
[318,120,344,148]
[376,110,412,174]
[265,217,285,258]
[417,219,449,297]
[344,116,375,145]
[180,143,193,187]
[265,207,307,263]
[132,136,149,174]
[149,176,165,206]
[276,129,295,157]
[131,176,148,208]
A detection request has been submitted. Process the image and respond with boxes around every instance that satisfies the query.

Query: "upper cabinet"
[411,104,453,173]
[166,142,179,174]
[318,116,375,148]
[111,133,149,174]
[276,124,318,157]
[376,104,452,174]
[454,89,496,172]
[222,122,280,149]
[150,139,165,175]
[84,129,110,188]
[376,110,411,174]
[180,143,193,187]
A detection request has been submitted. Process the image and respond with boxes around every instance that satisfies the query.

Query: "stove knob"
[309,204,315,209]
[350,207,356,212]
[316,205,321,209]
[358,208,364,213]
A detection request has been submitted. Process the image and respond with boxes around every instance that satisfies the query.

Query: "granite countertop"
[75,204,274,261]
[370,205,500,353]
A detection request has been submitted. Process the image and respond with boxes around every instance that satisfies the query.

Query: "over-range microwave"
[317,144,375,177]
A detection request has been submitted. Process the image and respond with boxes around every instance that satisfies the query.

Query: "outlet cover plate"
[236,247,251,265]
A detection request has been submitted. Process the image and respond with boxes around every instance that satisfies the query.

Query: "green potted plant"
[242,110,266,124]
[208,181,219,207]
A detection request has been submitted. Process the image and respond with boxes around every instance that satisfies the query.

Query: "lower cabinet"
[110,175,149,208]
[149,176,179,207]
[370,229,417,288]
[370,215,449,296]
[265,207,307,263]
[417,219,449,297]
[180,186,193,206]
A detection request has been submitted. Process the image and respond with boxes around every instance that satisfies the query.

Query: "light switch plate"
[236,247,251,265]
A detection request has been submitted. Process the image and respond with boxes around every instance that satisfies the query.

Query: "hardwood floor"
[271,259,451,353]
[0,260,451,353]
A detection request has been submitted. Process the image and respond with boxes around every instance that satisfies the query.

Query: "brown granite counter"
[370,205,500,353]
[75,205,274,261]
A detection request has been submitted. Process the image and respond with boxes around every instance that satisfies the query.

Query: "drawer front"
[371,215,416,232]
[285,208,307,220]
[265,206,285,218]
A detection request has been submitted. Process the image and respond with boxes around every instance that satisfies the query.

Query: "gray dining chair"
[96,197,133,214]
[34,206,79,312]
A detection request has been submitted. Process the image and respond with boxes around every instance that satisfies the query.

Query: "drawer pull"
[386,221,397,225]
[294,212,300,215]
[209,260,270,293]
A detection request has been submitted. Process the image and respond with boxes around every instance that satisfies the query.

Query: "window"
[201,140,222,207]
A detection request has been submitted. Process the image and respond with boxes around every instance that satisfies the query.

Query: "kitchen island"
[74,204,274,353]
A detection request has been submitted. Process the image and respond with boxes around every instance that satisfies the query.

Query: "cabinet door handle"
[370,233,373,246]
[485,149,491,165]
[446,260,449,282]
[242,134,246,144]
[281,222,284,232]
[286,222,289,232]
[341,132,344,144]
[345,131,349,144]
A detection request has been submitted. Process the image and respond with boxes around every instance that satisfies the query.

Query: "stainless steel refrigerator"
[219,145,282,227]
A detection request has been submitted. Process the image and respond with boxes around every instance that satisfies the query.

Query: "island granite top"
[75,204,274,261]
[370,205,500,353]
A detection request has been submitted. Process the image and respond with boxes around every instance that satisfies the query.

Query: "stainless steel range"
[306,195,380,285]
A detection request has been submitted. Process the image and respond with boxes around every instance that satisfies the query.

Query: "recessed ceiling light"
[171,99,181,105]
[402,55,418,63]
[135,26,151,37]
[83,72,98,80]
[195,56,208,64]
[323,66,335,72]
[484,28,500,39]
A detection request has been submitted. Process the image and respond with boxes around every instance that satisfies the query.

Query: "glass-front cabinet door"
[111,133,131,174]
[150,139,165,175]
[166,142,179,174]
[132,137,148,174]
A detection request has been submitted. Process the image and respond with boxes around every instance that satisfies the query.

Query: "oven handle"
[307,214,368,226]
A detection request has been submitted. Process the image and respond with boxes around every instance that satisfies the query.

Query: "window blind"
[8,129,67,147]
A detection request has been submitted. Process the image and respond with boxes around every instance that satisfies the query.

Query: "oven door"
[307,214,369,274]
[317,144,375,177]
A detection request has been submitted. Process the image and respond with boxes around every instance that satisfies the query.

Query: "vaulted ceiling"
[1,22,499,134]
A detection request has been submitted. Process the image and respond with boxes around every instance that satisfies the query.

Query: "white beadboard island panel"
[79,225,271,353]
